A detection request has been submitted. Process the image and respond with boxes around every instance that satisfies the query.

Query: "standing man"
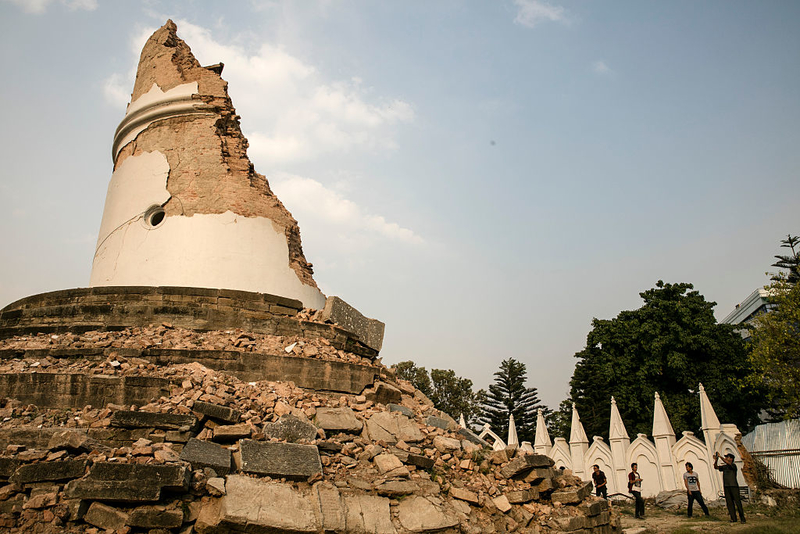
[628,463,644,519]
[683,462,709,517]
[592,464,608,499]
[715,452,746,523]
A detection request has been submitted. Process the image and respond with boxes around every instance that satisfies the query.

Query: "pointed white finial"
[569,403,589,444]
[534,407,552,448]
[652,391,675,437]
[609,395,629,440]
[699,382,721,431]
[507,413,519,447]
[459,413,467,429]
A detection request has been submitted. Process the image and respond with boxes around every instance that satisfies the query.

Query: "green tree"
[748,235,800,418]
[568,281,763,440]
[547,398,574,440]
[770,234,800,285]
[479,358,546,443]
[392,361,484,426]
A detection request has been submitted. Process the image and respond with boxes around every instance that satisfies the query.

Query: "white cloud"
[102,73,131,108]
[592,60,612,75]
[3,0,96,14]
[513,0,567,28]
[270,173,424,245]
[172,20,414,164]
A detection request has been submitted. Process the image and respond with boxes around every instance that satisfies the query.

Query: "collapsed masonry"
[0,21,620,533]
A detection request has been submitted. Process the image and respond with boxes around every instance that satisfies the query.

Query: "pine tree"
[479,358,544,443]
[771,234,800,285]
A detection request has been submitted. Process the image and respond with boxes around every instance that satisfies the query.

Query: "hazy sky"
[1,0,798,410]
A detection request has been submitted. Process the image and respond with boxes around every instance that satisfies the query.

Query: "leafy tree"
[568,281,763,440]
[391,361,484,426]
[479,358,546,443]
[770,234,800,285]
[393,360,431,396]
[748,235,800,418]
[429,369,486,427]
[547,398,574,440]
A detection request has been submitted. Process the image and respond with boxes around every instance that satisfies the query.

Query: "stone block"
[179,438,232,475]
[493,495,512,513]
[365,411,424,443]
[405,453,435,470]
[111,410,197,430]
[88,462,188,490]
[506,489,538,504]
[536,477,556,493]
[397,496,459,531]
[499,454,553,479]
[550,482,593,505]
[47,430,90,452]
[315,482,345,532]
[321,296,385,351]
[375,480,417,497]
[11,460,87,484]
[314,407,363,433]
[387,403,414,417]
[450,487,480,504]
[343,494,396,534]
[127,506,184,528]
[212,423,251,441]
[433,435,461,453]
[364,381,402,405]
[192,401,241,424]
[84,502,129,531]
[64,480,162,502]
[523,467,557,485]
[239,439,322,480]
[579,499,608,517]
[458,427,490,447]
[196,475,320,533]
[0,459,21,478]
[262,414,318,442]
[426,415,454,431]
[373,453,409,477]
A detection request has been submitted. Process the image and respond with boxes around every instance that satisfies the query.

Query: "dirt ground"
[615,500,800,533]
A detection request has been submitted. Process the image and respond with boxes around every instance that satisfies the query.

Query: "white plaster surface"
[90,208,326,310]
[94,151,171,251]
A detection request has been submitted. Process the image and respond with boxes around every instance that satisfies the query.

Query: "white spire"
[534,408,552,448]
[458,413,466,429]
[698,383,721,431]
[652,392,675,437]
[507,413,519,447]
[609,396,629,440]
[569,403,589,444]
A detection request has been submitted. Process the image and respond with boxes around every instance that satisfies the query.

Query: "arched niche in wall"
[673,431,715,495]
[550,438,572,470]
[627,434,663,497]
[586,436,616,492]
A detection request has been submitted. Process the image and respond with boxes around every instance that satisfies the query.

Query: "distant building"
[721,288,776,339]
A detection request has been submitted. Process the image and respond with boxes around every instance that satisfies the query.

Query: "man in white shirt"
[683,462,709,517]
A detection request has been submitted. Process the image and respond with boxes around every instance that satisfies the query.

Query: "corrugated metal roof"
[742,419,800,489]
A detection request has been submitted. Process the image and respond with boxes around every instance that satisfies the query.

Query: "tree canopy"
[770,234,800,284]
[392,361,484,426]
[748,234,800,418]
[567,281,763,440]
[479,358,546,443]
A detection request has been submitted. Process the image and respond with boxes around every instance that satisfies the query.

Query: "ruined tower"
[90,20,325,310]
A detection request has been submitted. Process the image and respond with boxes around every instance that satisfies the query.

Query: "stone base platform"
[0,286,379,357]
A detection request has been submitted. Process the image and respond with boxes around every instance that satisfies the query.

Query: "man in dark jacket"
[628,463,644,519]
[591,464,607,499]
[714,452,745,523]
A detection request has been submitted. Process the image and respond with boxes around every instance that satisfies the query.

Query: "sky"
[1,0,798,411]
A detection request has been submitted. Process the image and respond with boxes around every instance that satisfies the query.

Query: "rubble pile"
[0,323,373,366]
[0,362,619,533]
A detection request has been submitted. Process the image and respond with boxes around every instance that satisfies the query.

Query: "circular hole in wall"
[144,205,166,228]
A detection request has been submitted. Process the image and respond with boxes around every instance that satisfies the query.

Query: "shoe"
[730,520,738,523]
